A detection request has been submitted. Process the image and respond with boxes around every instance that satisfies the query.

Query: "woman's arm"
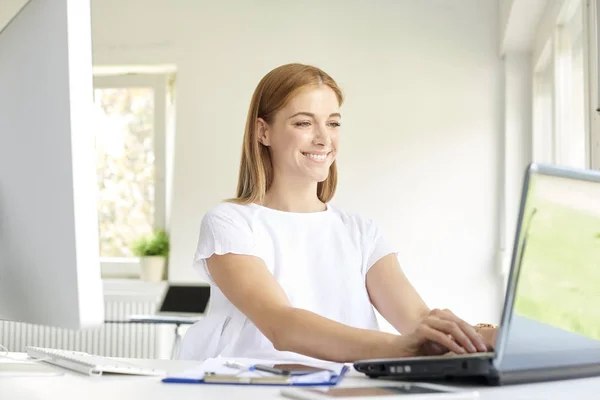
[207,253,477,362]
[365,254,430,334]
[366,254,488,352]
[207,253,405,362]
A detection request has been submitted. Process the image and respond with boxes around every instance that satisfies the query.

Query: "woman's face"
[258,85,341,184]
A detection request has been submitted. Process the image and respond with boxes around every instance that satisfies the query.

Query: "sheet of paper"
[166,356,346,383]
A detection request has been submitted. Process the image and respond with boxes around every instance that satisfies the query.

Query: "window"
[92,74,170,275]
[533,43,555,164]
[591,0,600,170]
[532,0,591,168]
[556,0,587,168]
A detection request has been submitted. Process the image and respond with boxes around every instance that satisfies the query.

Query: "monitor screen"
[498,165,600,370]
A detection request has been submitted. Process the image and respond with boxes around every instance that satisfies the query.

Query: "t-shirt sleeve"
[192,206,258,284]
[362,218,398,277]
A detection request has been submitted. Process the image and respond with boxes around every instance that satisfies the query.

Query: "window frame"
[591,0,600,169]
[533,39,555,164]
[532,0,593,169]
[557,0,588,167]
[93,74,168,278]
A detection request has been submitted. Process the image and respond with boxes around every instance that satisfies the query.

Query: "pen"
[224,361,255,371]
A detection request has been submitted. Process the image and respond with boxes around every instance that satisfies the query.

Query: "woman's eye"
[295,121,311,127]
[328,122,341,128]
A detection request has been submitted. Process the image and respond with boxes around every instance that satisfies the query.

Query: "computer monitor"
[0,0,104,329]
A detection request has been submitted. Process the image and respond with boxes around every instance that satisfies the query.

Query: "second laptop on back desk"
[129,284,210,323]
[127,284,210,358]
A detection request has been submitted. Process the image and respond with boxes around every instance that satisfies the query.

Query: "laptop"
[129,284,210,322]
[354,162,600,385]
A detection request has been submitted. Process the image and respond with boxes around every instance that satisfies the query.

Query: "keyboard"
[26,347,166,377]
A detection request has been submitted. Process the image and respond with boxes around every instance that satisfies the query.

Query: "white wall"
[500,0,516,49]
[498,0,553,286]
[500,54,533,282]
[92,0,503,326]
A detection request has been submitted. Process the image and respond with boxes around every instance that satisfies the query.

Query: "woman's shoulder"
[206,200,252,214]
[201,201,256,226]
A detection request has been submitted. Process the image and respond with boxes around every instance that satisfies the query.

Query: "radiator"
[0,281,165,358]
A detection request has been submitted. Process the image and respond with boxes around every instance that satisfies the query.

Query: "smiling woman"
[232,63,343,211]
[252,85,341,207]
[178,63,493,363]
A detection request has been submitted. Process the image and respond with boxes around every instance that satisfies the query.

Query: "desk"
[2,353,600,399]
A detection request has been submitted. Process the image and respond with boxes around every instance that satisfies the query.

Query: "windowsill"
[100,257,168,297]
[101,257,142,279]
[102,278,167,298]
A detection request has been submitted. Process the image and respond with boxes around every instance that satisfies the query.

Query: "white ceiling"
[0,0,29,34]
[500,0,548,53]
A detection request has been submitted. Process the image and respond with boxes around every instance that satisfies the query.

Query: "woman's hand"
[400,309,488,356]
[477,327,498,351]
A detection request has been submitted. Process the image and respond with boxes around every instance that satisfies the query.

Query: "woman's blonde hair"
[230,63,343,205]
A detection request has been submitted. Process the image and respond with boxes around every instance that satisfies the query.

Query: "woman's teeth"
[303,153,328,161]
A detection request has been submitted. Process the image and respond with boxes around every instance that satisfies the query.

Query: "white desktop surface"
[2,353,600,399]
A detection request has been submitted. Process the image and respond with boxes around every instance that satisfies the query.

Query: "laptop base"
[354,354,498,385]
[355,357,600,386]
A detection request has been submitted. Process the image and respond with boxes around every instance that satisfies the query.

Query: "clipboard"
[162,364,349,386]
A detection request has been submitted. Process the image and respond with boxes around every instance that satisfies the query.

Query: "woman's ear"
[256,118,270,146]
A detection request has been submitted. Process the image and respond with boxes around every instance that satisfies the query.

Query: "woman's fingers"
[426,318,478,353]
[477,327,498,351]
[415,309,491,356]
[417,324,466,355]
[420,341,449,356]
[441,309,487,352]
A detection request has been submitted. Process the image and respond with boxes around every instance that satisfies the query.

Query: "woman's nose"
[313,124,331,146]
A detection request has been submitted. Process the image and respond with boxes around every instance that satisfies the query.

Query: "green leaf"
[130,229,169,257]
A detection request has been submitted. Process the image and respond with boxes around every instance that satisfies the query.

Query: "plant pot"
[140,256,166,282]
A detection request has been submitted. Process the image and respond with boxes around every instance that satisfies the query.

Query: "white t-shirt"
[177,201,397,362]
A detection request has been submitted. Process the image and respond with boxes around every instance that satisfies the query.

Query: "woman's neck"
[262,177,325,213]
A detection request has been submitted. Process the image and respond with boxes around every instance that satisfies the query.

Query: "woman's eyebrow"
[288,112,342,119]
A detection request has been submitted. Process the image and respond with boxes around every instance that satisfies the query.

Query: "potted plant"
[131,229,169,282]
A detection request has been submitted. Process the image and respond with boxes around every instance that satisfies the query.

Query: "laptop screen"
[159,285,210,314]
[498,166,600,369]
